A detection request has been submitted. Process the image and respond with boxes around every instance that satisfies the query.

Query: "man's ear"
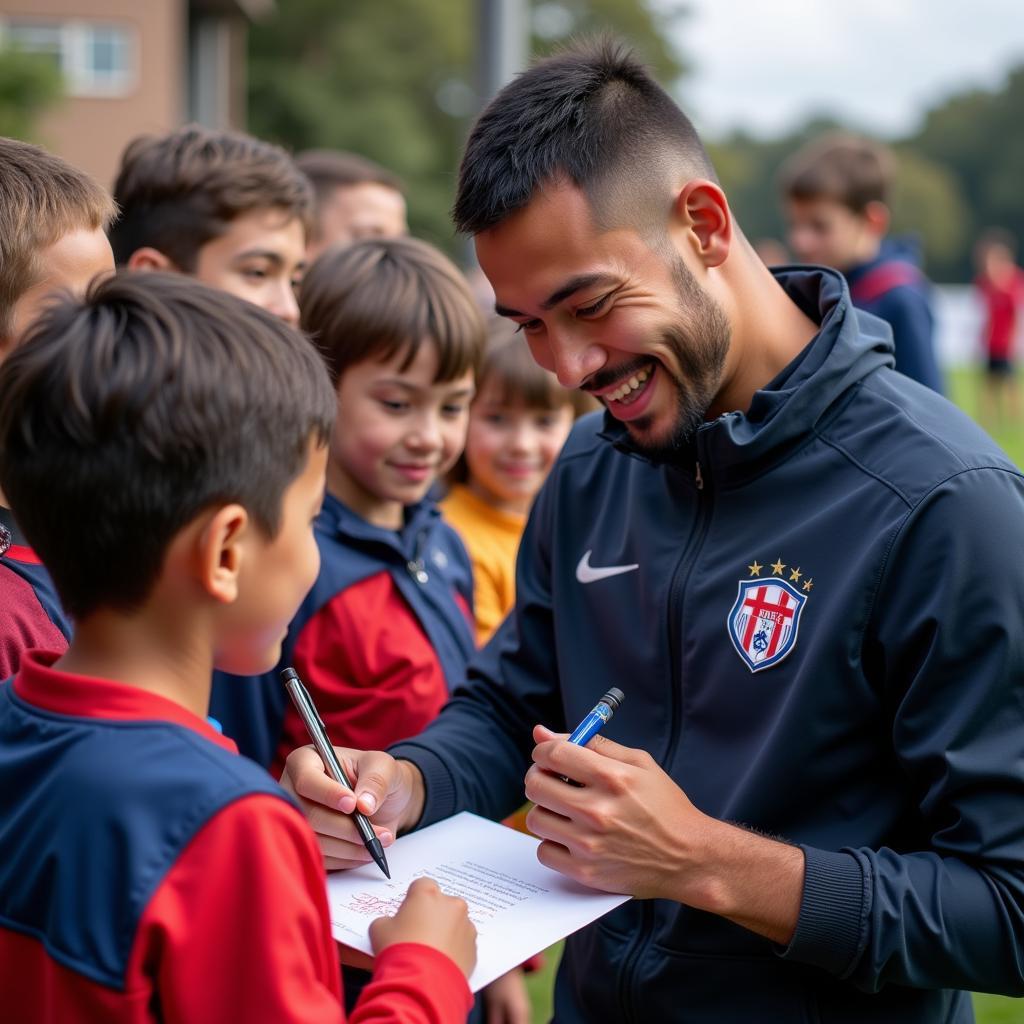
[863,200,890,239]
[197,504,250,605]
[126,247,178,273]
[671,180,732,269]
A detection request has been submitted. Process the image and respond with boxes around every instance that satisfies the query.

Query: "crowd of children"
[0,109,1021,1024]
[0,125,574,1024]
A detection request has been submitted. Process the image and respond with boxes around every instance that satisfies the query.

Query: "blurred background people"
[780,133,944,393]
[296,149,408,261]
[974,228,1024,430]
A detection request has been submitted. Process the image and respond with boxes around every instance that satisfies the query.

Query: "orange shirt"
[441,485,525,644]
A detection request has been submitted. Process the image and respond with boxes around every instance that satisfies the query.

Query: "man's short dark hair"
[0,272,335,620]
[300,236,484,386]
[109,125,313,269]
[453,37,717,237]
[779,133,894,213]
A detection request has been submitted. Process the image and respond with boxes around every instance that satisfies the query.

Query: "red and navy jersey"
[210,494,477,770]
[0,650,472,1023]
[0,539,71,679]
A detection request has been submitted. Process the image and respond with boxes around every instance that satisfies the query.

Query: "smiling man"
[283,39,1024,1023]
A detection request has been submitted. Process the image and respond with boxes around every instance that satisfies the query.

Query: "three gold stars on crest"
[747,557,813,592]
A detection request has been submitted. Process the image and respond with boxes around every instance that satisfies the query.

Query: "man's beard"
[623,257,731,460]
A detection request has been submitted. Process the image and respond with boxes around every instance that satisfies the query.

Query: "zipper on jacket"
[616,445,715,1023]
[406,528,430,584]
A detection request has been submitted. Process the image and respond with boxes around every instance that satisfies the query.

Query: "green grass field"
[523,368,1024,1023]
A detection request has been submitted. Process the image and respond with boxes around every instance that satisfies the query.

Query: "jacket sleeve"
[135,794,346,1023]
[136,794,472,1024]
[390,474,566,827]
[782,466,1024,996]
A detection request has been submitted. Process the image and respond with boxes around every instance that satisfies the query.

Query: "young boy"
[210,237,536,1021]
[0,136,116,678]
[296,149,408,261]
[780,132,944,393]
[109,125,311,325]
[0,272,476,1023]
[210,236,482,774]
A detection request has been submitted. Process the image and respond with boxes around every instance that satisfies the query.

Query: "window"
[3,19,136,97]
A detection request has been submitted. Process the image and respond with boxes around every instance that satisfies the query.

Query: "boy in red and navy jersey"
[209,237,533,1020]
[210,237,484,776]
[0,137,115,676]
[0,273,476,1024]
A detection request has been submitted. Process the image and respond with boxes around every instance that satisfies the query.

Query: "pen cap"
[280,667,299,685]
[601,688,625,713]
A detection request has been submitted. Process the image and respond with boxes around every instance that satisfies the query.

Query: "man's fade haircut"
[779,133,895,213]
[0,137,115,337]
[109,124,313,269]
[0,272,335,620]
[296,149,404,244]
[300,235,484,386]
[453,37,717,238]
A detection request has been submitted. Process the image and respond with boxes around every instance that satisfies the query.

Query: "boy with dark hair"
[296,149,408,260]
[0,272,476,1023]
[0,136,116,677]
[210,236,534,1021]
[110,124,311,325]
[285,39,1024,1023]
[780,132,944,392]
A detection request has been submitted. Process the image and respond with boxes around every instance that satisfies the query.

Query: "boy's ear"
[198,504,250,605]
[863,200,890,239]
[126,247,178,273]
[671,180,732,269]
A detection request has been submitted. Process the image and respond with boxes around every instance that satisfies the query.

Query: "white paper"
[327,811,630,992]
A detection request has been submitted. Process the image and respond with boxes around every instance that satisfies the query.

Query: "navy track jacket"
[391,268,1024,1022]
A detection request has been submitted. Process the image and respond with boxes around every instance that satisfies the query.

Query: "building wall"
[0,0,186,190]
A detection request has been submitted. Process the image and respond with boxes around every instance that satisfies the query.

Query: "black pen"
[281,667,391,878]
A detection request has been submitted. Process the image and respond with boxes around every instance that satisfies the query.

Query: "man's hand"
[524,725,804,945]
[281,745,426,871]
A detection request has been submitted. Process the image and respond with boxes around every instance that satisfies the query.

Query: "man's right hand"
[370,877,478,979]
[281,745,426,871]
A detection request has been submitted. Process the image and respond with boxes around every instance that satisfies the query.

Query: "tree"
[247,1,688,257]
[0,45,62,140]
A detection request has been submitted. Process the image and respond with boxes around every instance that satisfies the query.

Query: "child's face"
[784,197,877,271]
[5,226,113,353]
[307,182,408,261]
[464,380,574,516]
[215,439,327,675]
[193,207,305,326]
[328,343,475,529]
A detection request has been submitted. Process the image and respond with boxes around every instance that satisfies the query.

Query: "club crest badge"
[728,561,810,672]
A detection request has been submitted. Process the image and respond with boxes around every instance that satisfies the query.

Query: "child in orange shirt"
[443,321,594,644]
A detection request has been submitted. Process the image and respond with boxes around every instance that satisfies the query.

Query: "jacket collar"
[11,649,237,753]
[318,491,441,562]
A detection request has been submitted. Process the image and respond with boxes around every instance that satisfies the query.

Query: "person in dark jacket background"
[283,40,1024,1023]
[781,132,944,394]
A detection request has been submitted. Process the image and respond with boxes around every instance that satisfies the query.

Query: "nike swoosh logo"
[576,550,640,584]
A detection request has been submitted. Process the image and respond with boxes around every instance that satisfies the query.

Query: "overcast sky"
[667,0,1024,140]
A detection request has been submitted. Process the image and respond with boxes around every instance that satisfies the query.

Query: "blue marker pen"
[561,688,625,783]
